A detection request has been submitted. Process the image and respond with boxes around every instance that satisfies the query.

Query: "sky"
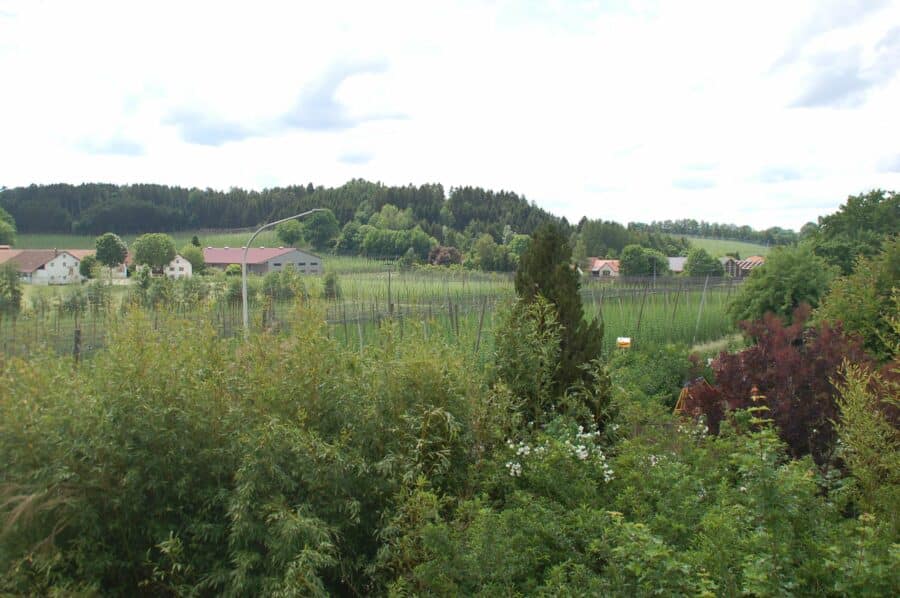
[1,0,899,231]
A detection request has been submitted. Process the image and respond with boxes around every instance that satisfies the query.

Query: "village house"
[132,254,193,279]
[203,247,322,275]
[0,247,82,284]
[165,254,192,279]
[589,257,620,278]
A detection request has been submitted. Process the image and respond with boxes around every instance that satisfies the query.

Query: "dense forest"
[0,180,562,240]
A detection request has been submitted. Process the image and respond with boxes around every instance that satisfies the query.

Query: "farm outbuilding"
[203,247,322,275]
[0,248,82,284]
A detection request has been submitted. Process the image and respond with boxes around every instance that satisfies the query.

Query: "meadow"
[13,230,285,251]
[684,235,770,257]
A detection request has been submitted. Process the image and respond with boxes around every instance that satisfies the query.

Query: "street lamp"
[242,208,326,338]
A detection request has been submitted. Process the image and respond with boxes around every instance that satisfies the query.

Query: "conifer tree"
[515,222,604,394]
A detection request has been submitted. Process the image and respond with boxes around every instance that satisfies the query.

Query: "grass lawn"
[686,236,770,258]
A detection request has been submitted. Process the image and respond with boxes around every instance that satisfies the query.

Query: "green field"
[14,230,286,251]
[2,269,737,360]
[685,236,770,258]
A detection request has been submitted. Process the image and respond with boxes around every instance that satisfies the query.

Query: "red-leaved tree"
[684,305,874,464]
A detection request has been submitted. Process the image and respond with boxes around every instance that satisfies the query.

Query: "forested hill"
[0,180,564,238]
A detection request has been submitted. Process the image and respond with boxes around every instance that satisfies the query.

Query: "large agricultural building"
[203,247,322,275]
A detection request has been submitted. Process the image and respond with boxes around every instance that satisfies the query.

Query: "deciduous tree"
[132,233,176,274]
[179,244,205,274]
[95,232,127,281]
[685,247,724,277]
[79,254,99,279]
[729,244,837,324]
[304,209,340,251]
[275,220,303,247]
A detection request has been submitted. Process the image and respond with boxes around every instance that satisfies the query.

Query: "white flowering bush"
[492,418,617,508]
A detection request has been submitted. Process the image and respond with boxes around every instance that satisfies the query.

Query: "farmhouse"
[589,258,620,278]
[203,247,322,275]
[132,254,194,278]
[0,248,82,284]
[165,254,192,279]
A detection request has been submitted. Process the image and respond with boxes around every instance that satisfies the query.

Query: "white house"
[134,254,193,278]
[589,258,620,278]
[0,249,82,284]
[165,254,193,279]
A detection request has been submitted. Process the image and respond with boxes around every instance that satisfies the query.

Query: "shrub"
[729,244,837,324]
[682,306,874,464]
[816,236,899,361]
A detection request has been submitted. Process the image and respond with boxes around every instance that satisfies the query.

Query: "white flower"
[505,461,522,477]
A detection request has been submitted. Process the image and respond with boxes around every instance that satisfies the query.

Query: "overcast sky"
[1,0,899,230]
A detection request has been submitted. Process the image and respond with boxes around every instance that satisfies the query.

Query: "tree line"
[629,218,798,245]
[0,180,563,240]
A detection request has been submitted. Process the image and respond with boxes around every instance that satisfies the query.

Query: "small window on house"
[298,262,306,266]
[273,263,282,267]
[310,262,318,266]
[179,267,184,271]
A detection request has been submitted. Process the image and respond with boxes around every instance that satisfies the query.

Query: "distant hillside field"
[686,236,770,258]
[13,230,284,251]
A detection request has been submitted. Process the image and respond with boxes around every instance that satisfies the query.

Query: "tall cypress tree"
[515,222,603,394]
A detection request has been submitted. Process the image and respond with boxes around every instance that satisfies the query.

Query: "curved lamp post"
[242,208,325,339]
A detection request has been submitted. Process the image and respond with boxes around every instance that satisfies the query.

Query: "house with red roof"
[203,247,322,275]
[589,257,620,278]
[0,247,82,284]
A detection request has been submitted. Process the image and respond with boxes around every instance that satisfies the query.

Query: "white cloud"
[1,0,899,230]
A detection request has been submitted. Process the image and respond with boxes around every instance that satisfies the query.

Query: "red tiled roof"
[5,250,77,273]
[64,249,95,260]
[0,248,23,266]
[590,258,620,272]
[203,247,296,265]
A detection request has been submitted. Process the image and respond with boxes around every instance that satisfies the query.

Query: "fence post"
[73,327,82,365]
[692,275,710,345]
[634,282,649,343]
[474,297,487,354]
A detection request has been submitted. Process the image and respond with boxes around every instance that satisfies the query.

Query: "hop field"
[0,267,736,360]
